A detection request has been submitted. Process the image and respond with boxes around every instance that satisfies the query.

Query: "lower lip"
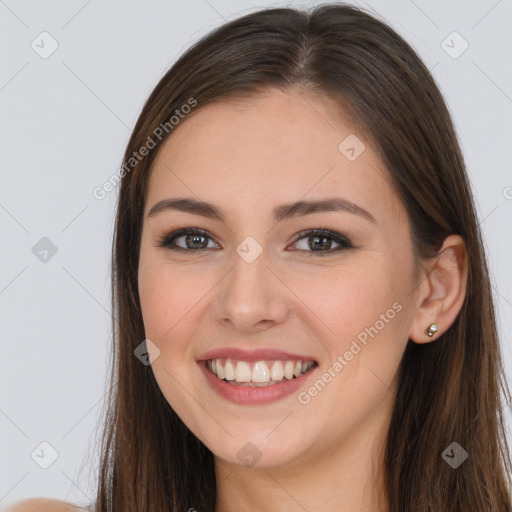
[198,360,317,405]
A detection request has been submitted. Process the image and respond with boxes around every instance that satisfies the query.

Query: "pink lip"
[197,347,317,362]
[198,360,318,405]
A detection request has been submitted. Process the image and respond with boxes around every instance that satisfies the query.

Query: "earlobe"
[409,234,468,344]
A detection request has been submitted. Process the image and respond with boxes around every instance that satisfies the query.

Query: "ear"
[409,234,468,344]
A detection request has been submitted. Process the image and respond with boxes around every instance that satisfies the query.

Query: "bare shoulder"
[3,498,86,512]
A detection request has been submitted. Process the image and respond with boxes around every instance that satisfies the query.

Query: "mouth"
[206,357,318,387]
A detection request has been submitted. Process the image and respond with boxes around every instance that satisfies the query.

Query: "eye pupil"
[310,236,331,251]
[186,234,208,249]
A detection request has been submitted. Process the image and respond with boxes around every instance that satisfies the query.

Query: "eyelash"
[156,227,353,257]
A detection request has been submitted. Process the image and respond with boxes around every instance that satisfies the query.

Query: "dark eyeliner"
[157,227,213,251]
[157,227,353,256]
[292,228,353,257]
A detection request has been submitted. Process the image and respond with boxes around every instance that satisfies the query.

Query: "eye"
[157,228,220,252]
[157,227,353,256]
[289,228,353,257]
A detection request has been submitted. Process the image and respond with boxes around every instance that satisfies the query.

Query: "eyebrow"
[147,196,377,224]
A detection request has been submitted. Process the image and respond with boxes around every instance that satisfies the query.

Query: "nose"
[215,247,288,332]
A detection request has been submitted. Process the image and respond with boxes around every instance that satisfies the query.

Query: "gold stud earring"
[426,323,439,337]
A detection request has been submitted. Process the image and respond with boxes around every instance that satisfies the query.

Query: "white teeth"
[284,361,294,380]
[252,361,271,382]
[217,361,225,379]
[224,359,235,380]
[235,361,252,382]
[207,357,315,386]
[270,361,284,381]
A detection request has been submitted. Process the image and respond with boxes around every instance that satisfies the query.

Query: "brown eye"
[290,229,353,257]
[158,228,219,251]
[157,227,353,257]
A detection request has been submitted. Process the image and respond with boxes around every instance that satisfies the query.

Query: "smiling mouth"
[206,357,318,387]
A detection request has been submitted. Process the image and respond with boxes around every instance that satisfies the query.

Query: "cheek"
[138,257,213,434]
[138,256,185,340]
[138,254,214,353]
[308,265,398,334]
[348,263,411,367]
[302,259,408,372]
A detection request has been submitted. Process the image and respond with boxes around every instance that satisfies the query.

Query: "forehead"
[145,89,402,226]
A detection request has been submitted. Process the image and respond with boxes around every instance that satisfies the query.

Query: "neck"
[214,394,393,512]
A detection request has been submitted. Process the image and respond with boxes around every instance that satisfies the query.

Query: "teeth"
[224,359,235,380]
[252,361,271,382]
[270,361,284,381]
[207,357,315,385]
[216,361,225,379]
[284,361,294,380]
[235,361,252,382]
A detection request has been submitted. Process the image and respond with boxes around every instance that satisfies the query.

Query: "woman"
[11,3,512,511]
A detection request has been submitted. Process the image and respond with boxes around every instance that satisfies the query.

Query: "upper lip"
[197,347,317,363]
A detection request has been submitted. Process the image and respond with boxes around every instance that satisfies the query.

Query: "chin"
[204,430,310,470]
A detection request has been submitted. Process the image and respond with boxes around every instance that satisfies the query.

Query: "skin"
[3,498,82,511]
[137,88,468,512]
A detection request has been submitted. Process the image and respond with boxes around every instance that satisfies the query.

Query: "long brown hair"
[92,3,512,511]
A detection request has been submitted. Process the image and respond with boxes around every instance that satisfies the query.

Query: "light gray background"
[1,0,511,506]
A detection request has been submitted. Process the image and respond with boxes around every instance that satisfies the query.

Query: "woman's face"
[138,88,420,469]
